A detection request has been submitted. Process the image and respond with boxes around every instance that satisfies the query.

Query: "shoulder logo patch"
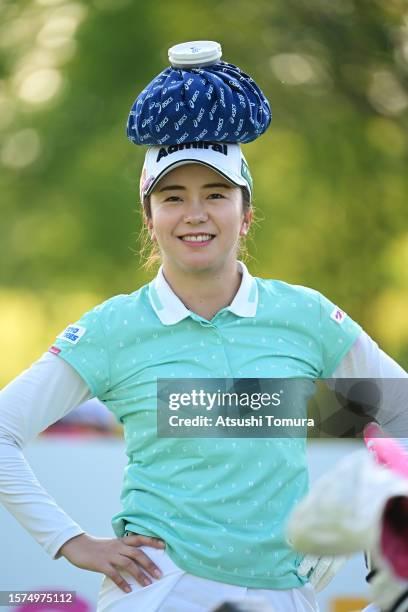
[58,325,86,344]
[48,345,61,355]
[330,307,346,324]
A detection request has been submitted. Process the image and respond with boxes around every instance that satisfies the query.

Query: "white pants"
[96,545,319,612]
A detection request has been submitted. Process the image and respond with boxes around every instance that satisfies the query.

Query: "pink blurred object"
[364,422,408,579]
[364,423,408,480]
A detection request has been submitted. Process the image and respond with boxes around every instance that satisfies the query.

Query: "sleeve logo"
[58,325,87,344]
[48,345,61,355]
[330,307,346,325]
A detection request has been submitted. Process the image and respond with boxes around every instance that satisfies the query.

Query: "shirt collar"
[148,261,258,325]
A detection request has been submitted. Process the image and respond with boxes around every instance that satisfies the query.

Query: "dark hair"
[138,187,253,271]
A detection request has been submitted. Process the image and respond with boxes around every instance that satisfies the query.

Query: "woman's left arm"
[333,330,408,446]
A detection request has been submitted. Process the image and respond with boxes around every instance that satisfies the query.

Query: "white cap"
[168,41,222,68]
[139,142,253,202]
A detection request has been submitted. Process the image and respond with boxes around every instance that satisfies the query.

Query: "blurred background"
[1,0,408,610]
[1,0,408,384]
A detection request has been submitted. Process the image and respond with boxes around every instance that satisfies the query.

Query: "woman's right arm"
[0,351,91,556]
[0,352,165,592]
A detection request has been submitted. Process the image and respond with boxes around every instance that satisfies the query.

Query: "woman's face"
[147,163,252,276]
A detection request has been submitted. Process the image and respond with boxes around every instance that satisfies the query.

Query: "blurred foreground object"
[287,434,408,612]
[212,597,275,611]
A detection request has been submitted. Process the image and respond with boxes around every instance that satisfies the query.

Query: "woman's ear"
[145,217,156,241]
[240,209,253,236]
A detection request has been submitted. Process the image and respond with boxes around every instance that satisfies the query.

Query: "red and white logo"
[330,307,346,324]
[139,166,155,197]
[48,346,61,355]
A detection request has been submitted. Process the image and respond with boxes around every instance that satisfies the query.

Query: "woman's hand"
[58,533,165,593]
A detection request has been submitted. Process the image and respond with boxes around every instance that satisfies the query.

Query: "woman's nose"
[183,199,208,223]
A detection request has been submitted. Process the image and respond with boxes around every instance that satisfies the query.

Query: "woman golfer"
[0,42,407,612]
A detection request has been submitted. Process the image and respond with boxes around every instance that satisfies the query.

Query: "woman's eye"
[208,193,224,199]
[164,196,182,202]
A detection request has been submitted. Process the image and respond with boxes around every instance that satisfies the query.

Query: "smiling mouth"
[178,234,216,243]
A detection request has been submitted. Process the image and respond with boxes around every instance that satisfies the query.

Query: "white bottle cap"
[168,40,222,68]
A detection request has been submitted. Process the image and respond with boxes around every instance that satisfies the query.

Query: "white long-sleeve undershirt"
[0,331,407,560]
[0,354,91,558]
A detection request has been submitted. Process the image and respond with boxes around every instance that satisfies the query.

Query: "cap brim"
[144,159,249,198]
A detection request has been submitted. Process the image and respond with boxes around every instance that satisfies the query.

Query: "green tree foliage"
[0,0,407,381]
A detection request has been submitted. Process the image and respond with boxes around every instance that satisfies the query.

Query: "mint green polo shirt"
[52,262,362,589]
